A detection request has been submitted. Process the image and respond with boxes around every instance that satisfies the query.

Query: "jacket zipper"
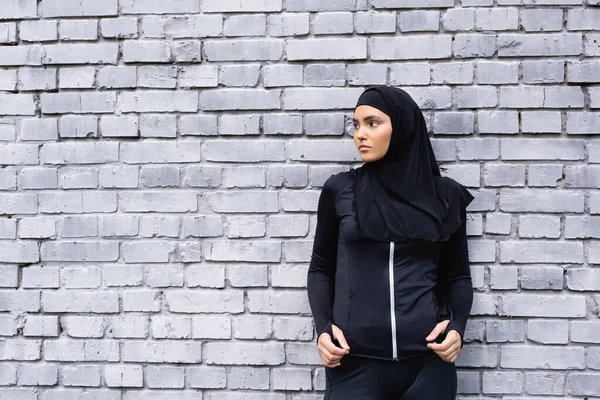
[389,241,398,360]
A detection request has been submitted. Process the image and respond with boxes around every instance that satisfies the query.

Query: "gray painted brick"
[521,9,564,32]
[400,11,440,32]
[268,13,309,36]
[373,36,451,60]
[355,12,396,34]
[442,8,475,31]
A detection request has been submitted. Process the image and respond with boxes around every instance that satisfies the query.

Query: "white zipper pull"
[389,241,398,361]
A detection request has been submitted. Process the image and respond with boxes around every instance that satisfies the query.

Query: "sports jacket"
[307,170,473,361]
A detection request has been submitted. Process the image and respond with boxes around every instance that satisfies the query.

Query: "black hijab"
[353,86,474,243]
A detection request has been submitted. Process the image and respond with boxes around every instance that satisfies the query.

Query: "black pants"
[324,351,457,400]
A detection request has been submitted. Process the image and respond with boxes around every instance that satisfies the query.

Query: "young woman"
[306,86,474,399]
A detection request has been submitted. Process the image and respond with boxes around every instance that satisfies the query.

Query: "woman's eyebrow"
[352,115,381,122]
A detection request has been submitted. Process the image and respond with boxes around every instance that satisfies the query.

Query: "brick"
[98,66,136,89]
[456,87,497,108]
[453,34,496,58]
[283,88,365,110]
[123,40,170,62]
[146,366,184,389]
[501,139,584,160]
[521,9,563,32]
[0,94,36,115]
[263,114,303,135]
[121,91,197,112]
[498,33,582,57]
[0,45,42,66]
[139,114,176,138]
[205,342,285,365]
[138,66,176,88]
[477,61,519,84]
[41,0,117,16]
[59,67,96,89]
[288,38,367,60]
[19,365,58,386]
[527,320,568,344]
[205,140,285,162]
[122,341,202,363]
[400,11,440,32]
[519,215,561,238]
[286,0,357,11]
[567,373,600,396]
[501,293,586,317]
[105,365,143,388]
[389,62,430,86]
[43,43,118,64]
[475,8,518,30]
[432,62,474,84]
[355,12,396,34]
[101,116,138,138]
[288,139,360,162]
[192,315,231,338]
[568,9,600,30]
[0,0,37,19]
[567,112,600,134]
[101,18,138,39]
[166,290,243,313]
[204,240,281,261]
[373,0,453,7]
[187,366,227,389]
[478,111,518,134]
[60,19,98,41]
[372,36,451,60]
[203,0,282,12]
[200,89,279,110]
[121,0,200,13]
[501,345,584,369]
[433,112,474,134]
[21,118,58,141]
[204,39,283,61]
[348,63,388,85]
[220,64,260,87]
[41,93,116,114]
[225,15,266,36]
[482,371,523,394]
[20,21,57,42]
[500,241,583,263]
[442,9,475,31]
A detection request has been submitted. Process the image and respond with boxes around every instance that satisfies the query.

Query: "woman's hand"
[425,319,462,363]
[317,324,350,368]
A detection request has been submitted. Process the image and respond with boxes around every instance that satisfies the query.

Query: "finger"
[427,341,450,351]
[324,339,349,356]
[319,348,339,364]
[425,325,443,342]
[334,330,351,351]
[319,343,344,362]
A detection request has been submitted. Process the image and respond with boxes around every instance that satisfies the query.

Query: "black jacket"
[307,170,473,361]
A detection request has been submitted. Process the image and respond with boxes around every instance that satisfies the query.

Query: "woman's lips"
[359,145,371,151]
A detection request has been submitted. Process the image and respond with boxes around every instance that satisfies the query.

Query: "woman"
[306,86,474,399]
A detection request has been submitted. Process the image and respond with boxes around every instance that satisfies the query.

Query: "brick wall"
[0,0,599,398]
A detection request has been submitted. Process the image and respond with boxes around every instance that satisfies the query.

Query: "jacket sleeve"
[439,205,473,349]
[306,178,339,340]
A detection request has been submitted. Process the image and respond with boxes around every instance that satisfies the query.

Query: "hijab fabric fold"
[353,86,474,243]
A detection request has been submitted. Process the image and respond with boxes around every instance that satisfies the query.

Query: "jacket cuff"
[444,312,467,349]
[317,321,333,340]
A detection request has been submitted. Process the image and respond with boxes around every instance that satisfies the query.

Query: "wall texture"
[0,0,599,398]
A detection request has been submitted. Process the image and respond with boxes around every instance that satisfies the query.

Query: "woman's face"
[352,105,393,163]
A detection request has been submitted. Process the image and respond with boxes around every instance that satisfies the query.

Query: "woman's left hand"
[425,319,461,363]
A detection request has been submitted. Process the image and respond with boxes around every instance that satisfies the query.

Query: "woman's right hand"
[318,324,350,368]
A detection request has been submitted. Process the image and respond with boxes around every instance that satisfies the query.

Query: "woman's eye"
[370,121,379,127]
